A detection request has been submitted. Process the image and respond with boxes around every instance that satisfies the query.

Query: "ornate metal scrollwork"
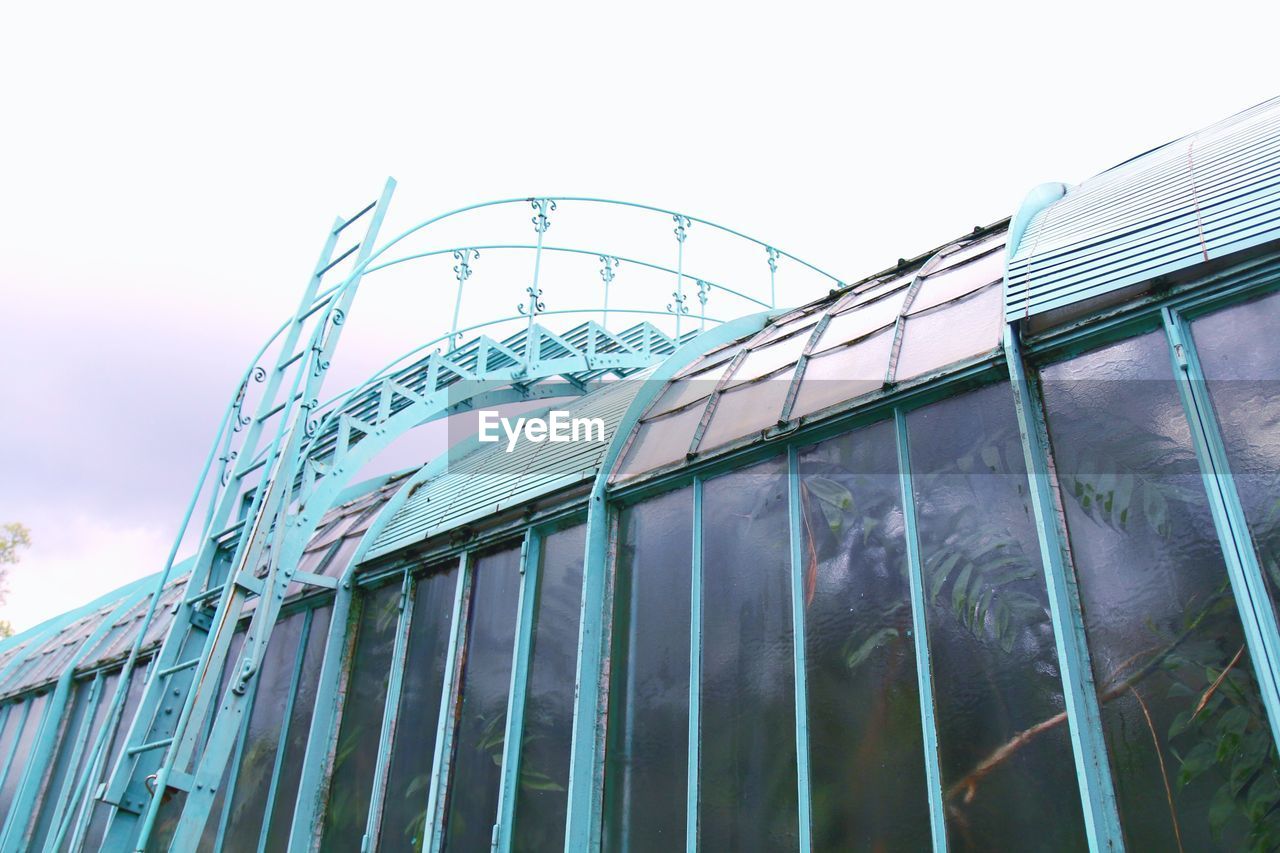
[673,213,691,243]
[766,246,779,273]
[668,289,689,315]
[518,285,546,315]
[530,198,557,234]
[598,255,618,285]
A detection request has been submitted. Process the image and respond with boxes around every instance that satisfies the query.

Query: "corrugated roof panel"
[369,378,644,557]
[1006,97,1280,321]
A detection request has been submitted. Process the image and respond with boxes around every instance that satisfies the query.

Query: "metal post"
[1004,323,1124,851]
[685,477,704,853]
[1162,307,1280,748]
[450,249,477,352]
[361,569,415,852]
[894,408,949,852]
[495,529,543,851]
[786,446,814,852]
[426,552,474,853]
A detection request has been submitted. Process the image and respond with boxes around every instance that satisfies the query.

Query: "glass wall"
[798,419,930,850]
[512,525,587,852]
[1042,331,1280,850]
[603,487,693,852]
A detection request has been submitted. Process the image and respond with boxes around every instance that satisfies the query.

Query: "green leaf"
[1179,741,1217,788]
[844,627,899,671]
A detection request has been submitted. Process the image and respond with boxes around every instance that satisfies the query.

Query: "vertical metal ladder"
[93,179,396,852]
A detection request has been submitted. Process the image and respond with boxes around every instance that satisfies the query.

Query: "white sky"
[1,0,1277,632]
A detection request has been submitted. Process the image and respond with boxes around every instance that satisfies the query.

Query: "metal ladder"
[95,179,396,852]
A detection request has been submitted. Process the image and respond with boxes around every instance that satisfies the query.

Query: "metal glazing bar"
[893,408,949,852]
[1162,308,1280,747]
[686,477,704,853]
[361,570,415,852]
[286,570,361,850]
[426,552,475,853]
[495,529,543,852]
[1004,324,1124,852]
[255,606,315,853]
[42,673,104,849]
[786,447,814,851]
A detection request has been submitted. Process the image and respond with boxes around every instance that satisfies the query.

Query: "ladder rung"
[317,243,360,277]
[158,657,202,678]
[166,770,195,793]
[211,518,246,543]
[184,585,224,608]
[235,574,264,596]
[293,571,338,590]
[260,390,304,422]
[334,199,377,235]
[126,737,173,757]
[278,349,306,370]
[235,456,269,481]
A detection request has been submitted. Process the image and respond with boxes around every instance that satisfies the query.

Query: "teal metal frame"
[894,409,949,853]
[785,446,813,852]
[684,477,704,853]
[1004,323,1124,852]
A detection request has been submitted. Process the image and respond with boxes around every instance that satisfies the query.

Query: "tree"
[0,523,30,639]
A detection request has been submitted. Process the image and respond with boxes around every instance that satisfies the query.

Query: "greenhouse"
[2,96,1280,852]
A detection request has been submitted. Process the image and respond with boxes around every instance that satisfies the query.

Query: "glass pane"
[817,286,908,349]
[911,246,1005,313]
[603,487,692,852]
[614,404,706,481]
[698,374,792,451]
[379,564,460,852]
[321,582,402,851]
[0,692,49,822]
[650,367,723,417]
[728,329,813,386]
[218,611,308,851]
[699,458,799,850]
[799,420,931,850]
[792,328,894,419]
[442,545,523,852]
[29,679,94,850]
[1192,290,1280,621]
[513,525,586,852]
[1042,331,1280,850]
[83,661,150,850]
[264,606,332,852]
[908,383,1087,850]
[894,283,1002,382]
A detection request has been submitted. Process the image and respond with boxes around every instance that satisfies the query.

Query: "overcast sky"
[1,1,1276,632]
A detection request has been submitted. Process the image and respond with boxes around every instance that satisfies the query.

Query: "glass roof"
[612,227,1007,483]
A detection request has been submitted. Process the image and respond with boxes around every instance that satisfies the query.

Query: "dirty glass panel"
[0,692,49,822]
[908,383,1087,851]
[799,420,931,850]
[263,606,331,852]
[792,327,894,419]
[379,563,460,852]
[1192,290,1280,623]
[728,329,812,386]
[321,582,402,851]
[0,706,24,798]
[698,374,792,451]
[442,545,523,852]
[1042,331,1280,851]
[699,457,799,850]
[911,245,1004,313]
[83,660,150,850]
[28,678,94,849]
[817,287,908,348]
[513,525,586,852]
[614,404,706,481]
[217,611,308,851]
[895,283,1002,382]
[603,487,693,852]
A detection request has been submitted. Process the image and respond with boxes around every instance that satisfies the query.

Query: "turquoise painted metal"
[786,446,814,852]
[894,408,949,853]
[685,477,704,853]
[1003,324,1124,852]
